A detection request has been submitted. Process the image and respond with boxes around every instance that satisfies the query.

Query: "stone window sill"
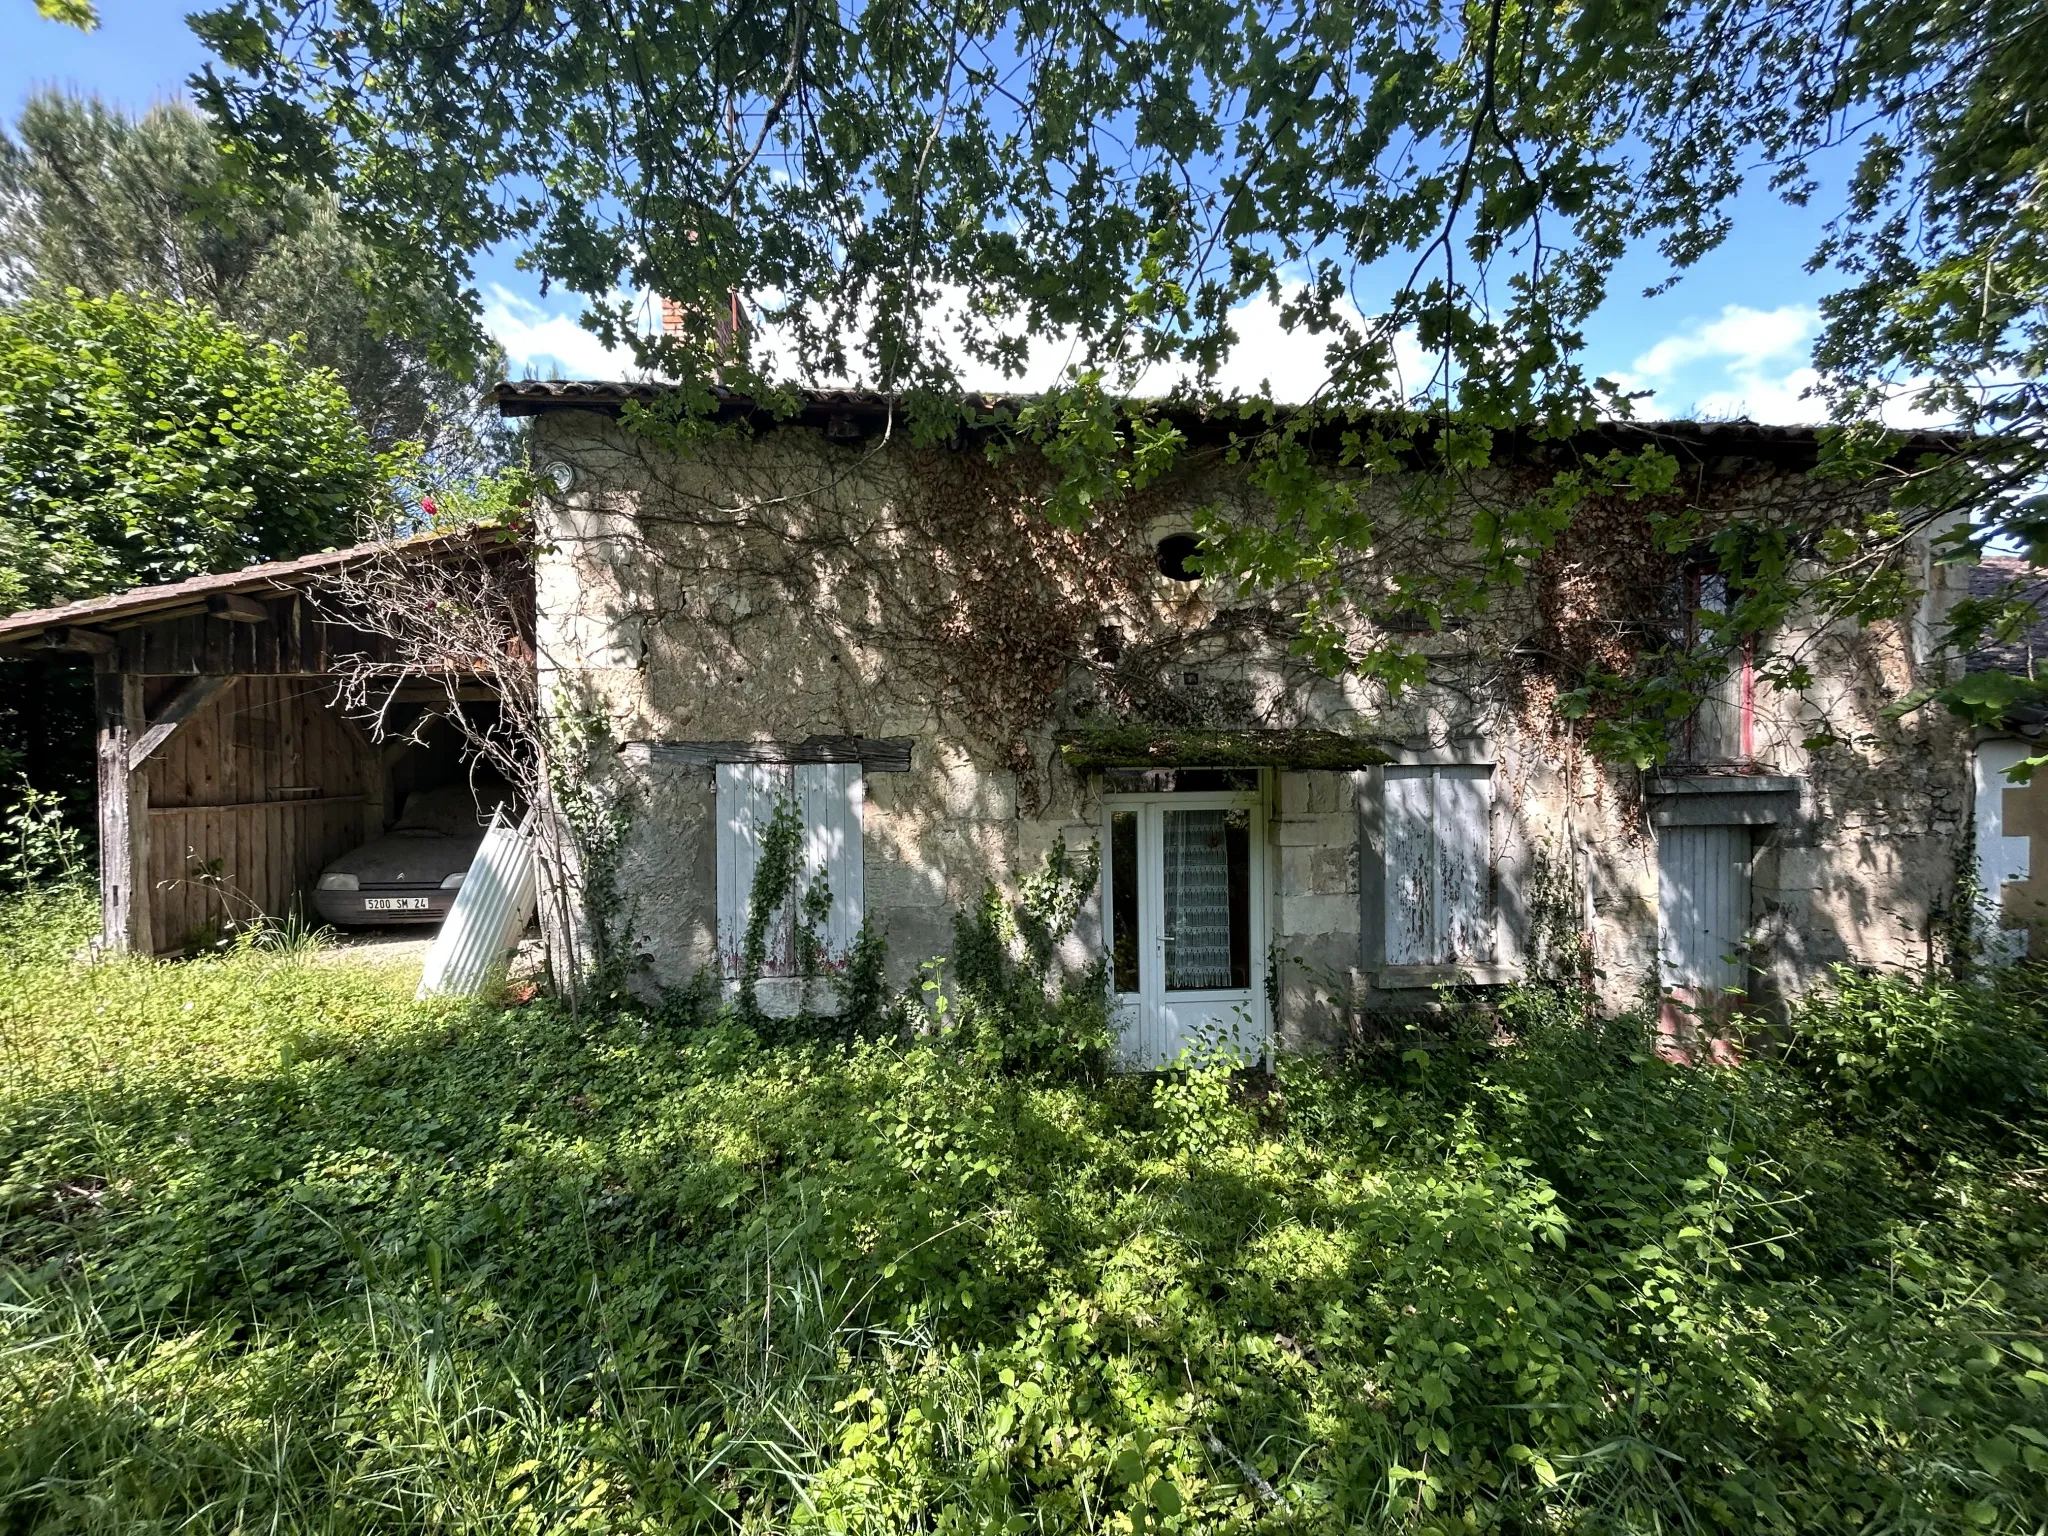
[1373,963,1523,990]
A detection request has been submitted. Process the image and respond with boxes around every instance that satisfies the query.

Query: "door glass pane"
[1163,808,1250,991]
[1110,810,1140,994]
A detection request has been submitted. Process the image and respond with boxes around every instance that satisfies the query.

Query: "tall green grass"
[2,887,2045,1532]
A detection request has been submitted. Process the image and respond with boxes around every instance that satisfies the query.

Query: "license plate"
[363,896,431,912]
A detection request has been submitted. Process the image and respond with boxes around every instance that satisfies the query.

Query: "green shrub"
[950,836,1112,1080]
[832,917,895,1037]
[0,289,375,613]
[1785,964,2048,1148]
[0,775,86,892]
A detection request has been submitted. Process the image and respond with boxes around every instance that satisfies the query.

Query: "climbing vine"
[735,797,803,1023]
[544,693,638,1004]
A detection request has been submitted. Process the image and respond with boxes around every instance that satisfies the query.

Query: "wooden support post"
[330,703,394,839]
[94,658,151,954]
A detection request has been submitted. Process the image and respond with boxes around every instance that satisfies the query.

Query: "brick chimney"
[659,291,747,354]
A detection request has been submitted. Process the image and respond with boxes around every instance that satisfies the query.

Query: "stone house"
[493,381,1981,1063]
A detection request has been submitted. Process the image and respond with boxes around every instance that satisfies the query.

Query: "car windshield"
[392,784,517,836]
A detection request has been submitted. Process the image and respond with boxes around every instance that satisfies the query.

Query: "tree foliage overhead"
[0,91,504,461]
[185,0,2037,416]
[0,289,374,614]
[185,0,2045,747]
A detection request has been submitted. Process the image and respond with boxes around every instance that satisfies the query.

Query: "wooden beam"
[149,794,364,815]
[102,603,207,631]
[128,674,234,771]
[387,683,500,702]
[45,625,116,655]
[621,736,914,772]
[327,703,392,839]
[206,592,271,623]
[94,659,151,954]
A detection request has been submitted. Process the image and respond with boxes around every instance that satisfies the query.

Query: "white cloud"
[1626,304,1817,383]
[1691,364,1825,425]
[500,276,1931,433]
[1129,284,1381,401]
[749,279,1385,404]
[1612,303,1958,428]
[482,285,649,379]
[1613,304,1830,424]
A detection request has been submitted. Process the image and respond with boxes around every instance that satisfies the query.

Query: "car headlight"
[440,873,465,889]
[317,873,359,892]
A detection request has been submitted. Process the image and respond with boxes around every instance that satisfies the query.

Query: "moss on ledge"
[1056,725,1391,772]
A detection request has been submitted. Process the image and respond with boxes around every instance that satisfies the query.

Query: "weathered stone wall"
[528,408,1976,1044]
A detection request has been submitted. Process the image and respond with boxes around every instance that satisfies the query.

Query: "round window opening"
[1155,532,1204,582]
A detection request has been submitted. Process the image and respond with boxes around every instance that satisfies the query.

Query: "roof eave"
[0,526,503,650]
[489,379,1967,466]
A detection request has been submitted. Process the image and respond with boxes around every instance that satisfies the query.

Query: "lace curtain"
[1162,809,1233,989]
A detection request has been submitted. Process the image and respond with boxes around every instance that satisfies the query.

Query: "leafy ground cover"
[3,889,2047,1533]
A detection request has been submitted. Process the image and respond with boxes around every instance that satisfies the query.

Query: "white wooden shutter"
[716,762,794,976]
[716,761,866,977]
[1436,766,1494,964]
[1382,765,1495,966]
[796,762,865,964]
[1657,824,1750,990]
[1384,767,1438,965]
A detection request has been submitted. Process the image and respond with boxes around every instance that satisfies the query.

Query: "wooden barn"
[0,528,508,955]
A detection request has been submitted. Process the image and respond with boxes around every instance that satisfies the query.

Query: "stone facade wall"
[527,408,1978,1046]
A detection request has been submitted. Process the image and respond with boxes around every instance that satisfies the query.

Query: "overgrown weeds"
[1,886,2045,1532]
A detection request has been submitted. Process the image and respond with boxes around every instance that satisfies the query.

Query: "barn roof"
[0,525,498,650]
[485,379,1964,469]
[1967,555,2048,678]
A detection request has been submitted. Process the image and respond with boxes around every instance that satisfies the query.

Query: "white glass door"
[1104,790,1268,1068]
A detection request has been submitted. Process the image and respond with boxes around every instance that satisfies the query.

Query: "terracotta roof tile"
[1966,554,2048,677]
[0,525,496,646]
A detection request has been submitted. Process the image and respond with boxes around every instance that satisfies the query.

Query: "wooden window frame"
[1674,566,1757,767]
[1356,753,1527,990]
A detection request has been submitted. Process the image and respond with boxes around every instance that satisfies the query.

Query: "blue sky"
[12,1,1857,424]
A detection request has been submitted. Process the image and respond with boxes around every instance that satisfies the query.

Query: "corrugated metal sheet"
[416,809,537,999]
[1657,825,1751,989]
